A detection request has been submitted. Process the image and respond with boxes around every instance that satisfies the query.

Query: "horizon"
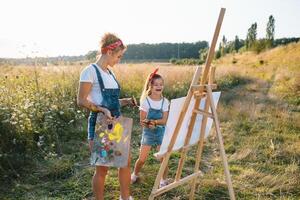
[1,0,299,58]
[2,38,299,60]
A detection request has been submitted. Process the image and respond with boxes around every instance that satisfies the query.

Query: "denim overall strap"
[142,97,166,146]
[91,64,121,117]
[92,64,106,92]
[107,69,120,89]
[92,64,121,90]
[146,97,152,109]
[160,97,165,111]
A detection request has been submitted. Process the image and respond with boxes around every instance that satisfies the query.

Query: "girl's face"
[107,49,124,67]
[150,78,164,95]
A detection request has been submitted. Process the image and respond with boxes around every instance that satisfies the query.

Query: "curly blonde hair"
[99,33,126,54]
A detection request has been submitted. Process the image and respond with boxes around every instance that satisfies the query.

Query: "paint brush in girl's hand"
[131,96,142,110]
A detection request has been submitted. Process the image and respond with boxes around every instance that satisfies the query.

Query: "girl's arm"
[140,110,148,127]
[153,111,169,126]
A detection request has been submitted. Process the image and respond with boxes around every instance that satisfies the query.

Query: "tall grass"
[0,42,299,199]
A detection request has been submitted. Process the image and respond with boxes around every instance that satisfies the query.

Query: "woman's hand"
[119,96,138,107]
[88,140,94,153]
[131,96,138,107]
[102,108,114,124]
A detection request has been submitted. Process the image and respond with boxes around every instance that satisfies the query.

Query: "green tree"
[246,22,257,49]
[86,50,97,61]
[252,39,267,54]
[215,44,222,59]
[221,35,227,56]
[199,48,208,62]
[234,35,242,52]
[266,15,275,48]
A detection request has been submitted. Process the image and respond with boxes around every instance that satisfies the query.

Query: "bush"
[169,58,204,65]
[217,74,249,90]
[0,69,86,178]
[250,39,269,54]
[232,58,238,64]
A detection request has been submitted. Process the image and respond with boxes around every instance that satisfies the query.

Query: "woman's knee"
[127,153,131,166]
[137,157,146,165]
[95,166,109,177]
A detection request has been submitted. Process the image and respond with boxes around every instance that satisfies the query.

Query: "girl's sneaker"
[130,173,139,184]
[119,196,134,200]
[159,179,168,188]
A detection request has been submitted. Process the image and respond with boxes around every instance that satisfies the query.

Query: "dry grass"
[1,43,300,199]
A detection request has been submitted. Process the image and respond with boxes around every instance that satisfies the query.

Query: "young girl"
[131,68,169,187]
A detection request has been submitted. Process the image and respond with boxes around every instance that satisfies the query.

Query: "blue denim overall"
[87,64,121,140]
[141,97,165,146]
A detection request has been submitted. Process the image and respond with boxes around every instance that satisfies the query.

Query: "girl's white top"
[140,97,170,113]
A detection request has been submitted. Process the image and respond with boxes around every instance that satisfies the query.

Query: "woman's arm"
[77,82,112,118]
[119,97,137,107]
[119,98,131,107]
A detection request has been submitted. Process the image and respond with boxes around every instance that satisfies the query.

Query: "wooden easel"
[149,8,236,200]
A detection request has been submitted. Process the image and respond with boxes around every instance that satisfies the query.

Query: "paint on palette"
[90,114,133,168]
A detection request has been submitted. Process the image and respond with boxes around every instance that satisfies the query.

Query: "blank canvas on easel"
[156,92,221,157]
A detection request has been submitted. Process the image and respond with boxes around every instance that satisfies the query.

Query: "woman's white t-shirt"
[79,63,118,105]
[140,97,170,113]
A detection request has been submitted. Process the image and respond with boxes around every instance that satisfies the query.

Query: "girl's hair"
[140,73,164,105]
[99,33,126,55]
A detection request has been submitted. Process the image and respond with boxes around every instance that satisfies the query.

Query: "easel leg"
[175,106,200,180]
[206,86,236,200]
[189,93,211,200]
[175,67,204,181]
[149,153,171,200]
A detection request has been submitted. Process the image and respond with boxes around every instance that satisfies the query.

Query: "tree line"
[87,15,299,65]
[215,15,299,58]
[1,14,299,66]
[85,41,209,63]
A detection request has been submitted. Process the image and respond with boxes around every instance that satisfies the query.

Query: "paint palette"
[90,113,133,167]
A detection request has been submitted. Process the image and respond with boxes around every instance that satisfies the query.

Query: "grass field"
[0,42,299,200]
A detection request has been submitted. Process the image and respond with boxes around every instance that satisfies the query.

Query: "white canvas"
[155,92,221,157]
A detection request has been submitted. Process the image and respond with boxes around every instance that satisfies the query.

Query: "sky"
[0,0,299,58]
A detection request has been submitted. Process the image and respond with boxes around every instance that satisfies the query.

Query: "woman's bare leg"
[119,154,132,199]
[93,166,108,200]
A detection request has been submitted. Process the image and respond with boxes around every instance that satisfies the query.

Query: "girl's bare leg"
[133,145,152,175]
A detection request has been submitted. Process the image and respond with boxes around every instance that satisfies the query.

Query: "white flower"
[37,142,42,147]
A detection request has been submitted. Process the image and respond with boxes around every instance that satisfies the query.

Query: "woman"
[77,33,134,200]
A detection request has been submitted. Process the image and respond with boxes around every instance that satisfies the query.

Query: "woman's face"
[107,49,124,67]
[150,78,164,96]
